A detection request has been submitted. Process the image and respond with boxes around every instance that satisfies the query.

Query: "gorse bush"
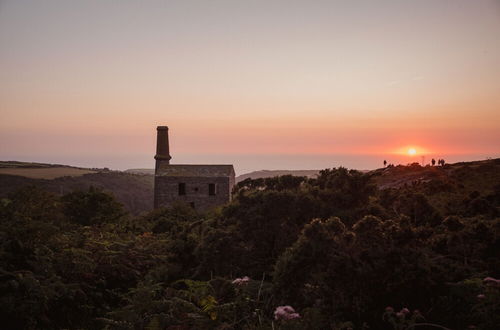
[0,164,499,329]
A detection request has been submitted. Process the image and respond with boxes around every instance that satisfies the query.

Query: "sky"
[1,0,499,174]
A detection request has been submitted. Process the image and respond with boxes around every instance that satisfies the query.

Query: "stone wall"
[154,176,233,211]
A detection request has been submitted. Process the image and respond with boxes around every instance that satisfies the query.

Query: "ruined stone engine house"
[153,126,235,211]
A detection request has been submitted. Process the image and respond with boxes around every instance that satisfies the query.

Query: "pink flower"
[396,312,404,318]
[477,294,486,299]
[385,306,394,313]
[401,308,410,315]
[274,305,301,320]
[483,277,500,287]
[232,276,250,285]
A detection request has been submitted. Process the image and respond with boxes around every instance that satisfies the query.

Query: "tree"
[310,167,377,222]
[61,186,125,226]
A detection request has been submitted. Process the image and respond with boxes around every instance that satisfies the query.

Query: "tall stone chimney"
[155,126,171,170]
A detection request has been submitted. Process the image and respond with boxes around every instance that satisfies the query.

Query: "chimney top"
[155,125,171,163]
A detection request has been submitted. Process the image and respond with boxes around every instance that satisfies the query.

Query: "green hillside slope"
[0,171,153,214]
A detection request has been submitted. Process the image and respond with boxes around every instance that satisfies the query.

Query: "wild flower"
[384,307,444,330]
[477,294,486,299]
[232,276,250,285]
[274,305,300,320]
[483,276,500,287]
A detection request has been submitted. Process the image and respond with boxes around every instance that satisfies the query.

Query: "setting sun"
[407,148,417,156]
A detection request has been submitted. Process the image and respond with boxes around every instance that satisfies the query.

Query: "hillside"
[0,162,153,214]
[1,157,498,329]
[2,158,499,216]
[126,169,321,182]
[0,160,84,168]
[370,159,499,193]
[125,168,155,175]
[235,169,320,182]
[0,167,97,179]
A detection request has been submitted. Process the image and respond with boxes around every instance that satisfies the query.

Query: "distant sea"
[4,153,498,176]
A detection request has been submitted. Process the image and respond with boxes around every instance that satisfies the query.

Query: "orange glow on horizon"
[0,1,499,171]
[391,146,434,156]
[407,148,417,156]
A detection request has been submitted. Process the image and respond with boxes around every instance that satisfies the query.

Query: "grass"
[0,167,97,179]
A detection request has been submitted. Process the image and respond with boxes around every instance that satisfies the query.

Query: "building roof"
[156,164,235,177]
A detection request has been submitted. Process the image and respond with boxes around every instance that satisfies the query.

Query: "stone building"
[154,126,235,211]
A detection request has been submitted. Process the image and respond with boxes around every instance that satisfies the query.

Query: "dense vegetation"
[0,171,153,215]
[1,160,499,329]
[0,164,320,216]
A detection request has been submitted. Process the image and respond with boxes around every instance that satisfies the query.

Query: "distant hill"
[372,158,500,190]
[0,164,320,214]
[0,160,80,169]
[0,161,107,178]
[370,158,500,216]
[0,161,153,214]
[125,168,321,182]
[125,168,155,175]
[236,169,320,182]
[0,166,97,180]
[3,158,498,215]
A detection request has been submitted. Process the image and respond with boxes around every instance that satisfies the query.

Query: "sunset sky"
[1,0,499,174]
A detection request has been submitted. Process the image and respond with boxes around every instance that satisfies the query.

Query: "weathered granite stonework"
[153,126,235,211]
